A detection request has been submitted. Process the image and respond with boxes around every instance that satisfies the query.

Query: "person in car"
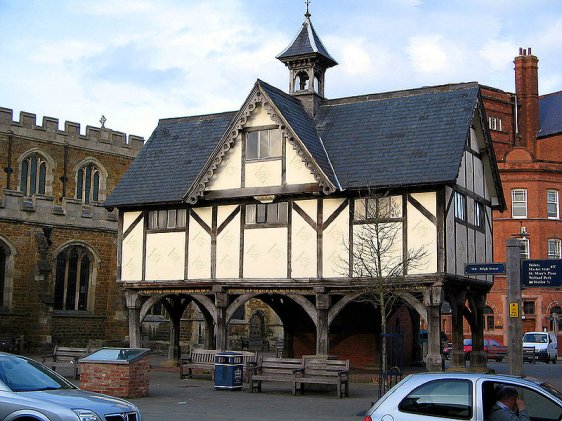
[489,386,530,421]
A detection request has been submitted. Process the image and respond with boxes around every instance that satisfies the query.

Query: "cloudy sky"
[1,0,561,139]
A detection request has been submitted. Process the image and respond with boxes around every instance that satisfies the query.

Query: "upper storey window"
[246,129,282,161]
[354,196,402,221]
[512,189,527,218]
[76,163,100,204]
[488,116,503,131]
[148,209,187,230]
[246,202,288,225]
[20,153,46,196]
[547,190,559,219]
[454,192,466,221]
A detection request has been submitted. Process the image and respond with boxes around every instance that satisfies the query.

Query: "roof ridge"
[322,82,479,107]
[159,111,237,124]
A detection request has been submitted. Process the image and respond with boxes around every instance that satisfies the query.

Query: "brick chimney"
[514,47,539,154]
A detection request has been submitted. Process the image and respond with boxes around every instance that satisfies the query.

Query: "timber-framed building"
[105,14,506,371]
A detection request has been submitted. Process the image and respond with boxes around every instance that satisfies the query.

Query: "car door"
[479,379,562,421]
[396,378,476,420]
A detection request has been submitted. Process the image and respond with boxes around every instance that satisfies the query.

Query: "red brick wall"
[80,358,150,398]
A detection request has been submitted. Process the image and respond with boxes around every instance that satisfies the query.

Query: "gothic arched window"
[76,162,101,204]
[54,245,93,311]
[0,242,7,308]
[20,153,47,196]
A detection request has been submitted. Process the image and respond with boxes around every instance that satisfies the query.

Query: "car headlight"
[72,409,102,421]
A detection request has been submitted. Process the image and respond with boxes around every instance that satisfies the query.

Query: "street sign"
[509,303,519,318]
[522,259,562,287]
[465,262,506,275]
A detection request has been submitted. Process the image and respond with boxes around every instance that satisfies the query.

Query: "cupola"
[276,9,337,116]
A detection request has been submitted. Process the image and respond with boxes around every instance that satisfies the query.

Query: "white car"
[0,352,142,421]
[364,372,562,421]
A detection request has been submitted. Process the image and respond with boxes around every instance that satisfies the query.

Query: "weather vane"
[305,0,311,18]
[100,115,107,128]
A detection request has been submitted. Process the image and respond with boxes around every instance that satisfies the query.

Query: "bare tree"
[345,191,429,373]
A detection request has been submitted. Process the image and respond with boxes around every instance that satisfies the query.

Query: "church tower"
[276,9,337,116]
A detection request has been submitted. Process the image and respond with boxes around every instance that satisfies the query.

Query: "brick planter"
[79,348,151,398]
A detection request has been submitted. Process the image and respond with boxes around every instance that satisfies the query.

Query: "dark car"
[0,352,142,421]
[463,338,508,362]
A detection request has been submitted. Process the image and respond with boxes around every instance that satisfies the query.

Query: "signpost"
[506,239,523,376]
[465,263,506,275]
[521,259,562,288]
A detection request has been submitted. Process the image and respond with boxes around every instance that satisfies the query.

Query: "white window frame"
[474,201,485,229]
[547,190,559,219]
[512,189,527,219]
[245,129,282,161]
[548,239,561,259]
[245,202,288,225]
[454,191,466,221]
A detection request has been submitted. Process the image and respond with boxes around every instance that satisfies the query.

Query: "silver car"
[0,352,142,421]
[364,372,562,421]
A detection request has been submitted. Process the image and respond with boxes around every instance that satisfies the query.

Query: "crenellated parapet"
[0,107,144,157]
[0,189,118,231]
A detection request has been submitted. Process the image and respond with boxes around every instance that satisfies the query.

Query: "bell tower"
[276,8,337,116]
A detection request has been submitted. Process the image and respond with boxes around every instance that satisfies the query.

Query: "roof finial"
[305,0,311,18]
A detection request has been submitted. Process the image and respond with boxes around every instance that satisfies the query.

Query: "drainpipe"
[3,130,14,189]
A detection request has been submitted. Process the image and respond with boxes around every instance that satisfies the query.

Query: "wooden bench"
[180,350,257,381]
[180,349,217,379]
[294,357,350,398]
[42,345,91,379]
[249,356,303,394]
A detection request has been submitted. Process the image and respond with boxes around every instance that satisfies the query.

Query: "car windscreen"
[0,355,75,392]
[523,333,548,343]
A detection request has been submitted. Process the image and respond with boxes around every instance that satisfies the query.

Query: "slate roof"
[257,79,339,189]
[539,91,562,138]
[276,16,337,67]
[104,111,236,208]
[316,83,481,190]
[105,81,501,209]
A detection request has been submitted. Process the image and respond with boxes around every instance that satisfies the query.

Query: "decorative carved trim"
[185,84,335,204]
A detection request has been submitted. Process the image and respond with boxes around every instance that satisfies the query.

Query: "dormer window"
[246,129,282,161]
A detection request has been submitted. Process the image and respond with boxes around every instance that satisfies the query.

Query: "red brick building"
[0,109,143,349]
[481,48,562,344]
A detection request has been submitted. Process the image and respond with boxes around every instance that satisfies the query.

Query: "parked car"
[523,331,558,363]
[463,338,508,362]
[363,372,562,421]
[0,352,142,421]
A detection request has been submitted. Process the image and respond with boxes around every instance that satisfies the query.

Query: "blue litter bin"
[214,352,243,390]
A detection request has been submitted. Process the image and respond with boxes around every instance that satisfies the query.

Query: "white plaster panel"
[467,196,475,228]
[286,141,317,185]
[407,200,437,274]
[455,223,468,276]
[473,156,484,197]
[468,227,476,265]
[216,213,240,278]
[457,154,466,188]
[475,230,486,263]
[445,187,456,274]
[323,207,348,277]
[409,193,434,217]
[122,216,144,281]
[323,198,346,220]
[466,152,474,192]
[206,138,242,191]
[353,223,402,277]
[188,218,211,279]
[294,200,317,221]
[123,211,142,232]
[245,161,282,187]
[218,205,239,226]
[192,207,212,228]
[145,232,185,280]
[244,104,275,127]
[244,228,287,278]
[291,213,317,278]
